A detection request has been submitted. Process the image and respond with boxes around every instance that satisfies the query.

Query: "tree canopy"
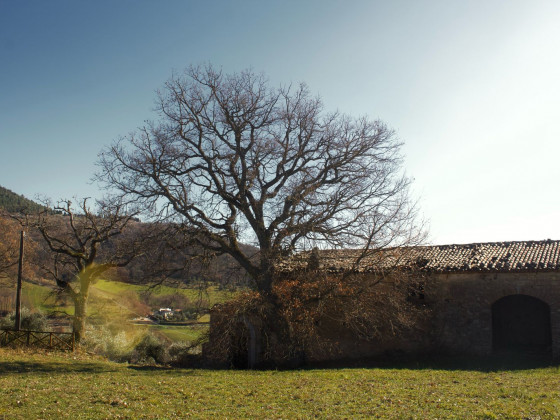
[99,65,422,294]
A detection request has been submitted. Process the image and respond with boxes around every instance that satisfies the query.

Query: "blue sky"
[1,0,559,245]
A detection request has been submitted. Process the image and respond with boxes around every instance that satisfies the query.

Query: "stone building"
[289,239,560,360]
[413,240,560,359]
[207,239,560,367]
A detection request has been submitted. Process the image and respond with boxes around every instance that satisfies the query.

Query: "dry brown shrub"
[206,269,431,367]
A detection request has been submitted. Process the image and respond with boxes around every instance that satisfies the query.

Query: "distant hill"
[0,185,44,213]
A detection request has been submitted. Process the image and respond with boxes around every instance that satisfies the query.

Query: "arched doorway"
[229,317,258,369]
[230,322,249,369]
[492,295,551,356]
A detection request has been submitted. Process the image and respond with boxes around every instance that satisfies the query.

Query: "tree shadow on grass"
[0,360,118,374]
[126,365,198,376]
[0,360,200,375]
[127,364,173,372]
[305,352,558,372]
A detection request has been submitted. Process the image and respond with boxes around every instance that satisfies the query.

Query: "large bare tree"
[99,65,422,296]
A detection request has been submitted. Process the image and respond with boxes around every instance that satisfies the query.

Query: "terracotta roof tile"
[277,240,560,273]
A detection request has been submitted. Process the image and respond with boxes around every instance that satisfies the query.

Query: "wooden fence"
[0,329,74,351]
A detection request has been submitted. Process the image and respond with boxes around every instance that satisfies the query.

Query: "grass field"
[0,349,558,419]
[19,279,235,317]
[10,279,229,341]
[92,279,237,307]
[19,281,69,314]
[142,324,207,343]
[0,278,217,349]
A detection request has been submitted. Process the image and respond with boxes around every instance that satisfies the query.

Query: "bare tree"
[30,199,141,342]
[99,65,423,297]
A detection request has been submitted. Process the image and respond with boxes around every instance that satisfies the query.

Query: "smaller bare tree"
[30,199,141,342]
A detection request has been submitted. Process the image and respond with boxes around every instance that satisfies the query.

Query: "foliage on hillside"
[0,215,22,280]
[0,185,254,293]
[0,189,254,301]
[0,185,44,213]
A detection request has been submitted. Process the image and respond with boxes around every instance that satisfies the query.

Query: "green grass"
[18,279,236,314]
[93,279,236,306]
[12,279,217,344]
[20,282,69,314]
[144,324,207,343]
[0,349,559,419]
[17,278,233,319]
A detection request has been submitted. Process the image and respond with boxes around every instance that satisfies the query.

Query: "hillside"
[1,278,235,342]
[9,278,232,316]
[0,185,44,213]
[0,184,256,292]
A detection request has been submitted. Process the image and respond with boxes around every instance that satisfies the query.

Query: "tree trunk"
[72,274,91,344]
[73,295,88,343]
[256,252,276,296]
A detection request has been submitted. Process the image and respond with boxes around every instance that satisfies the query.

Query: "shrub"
[168,341,202,367]
[0,307,48,331]
[131,333,167,365]
[82,325,135,362]
[206,270,432,367]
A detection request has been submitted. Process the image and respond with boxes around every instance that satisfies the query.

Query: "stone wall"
[427,271,560,359]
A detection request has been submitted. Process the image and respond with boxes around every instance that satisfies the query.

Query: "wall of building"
[205,270,560,367]
[427,271,560,359]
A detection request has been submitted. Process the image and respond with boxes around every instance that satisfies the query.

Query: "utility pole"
[14,230,24,331]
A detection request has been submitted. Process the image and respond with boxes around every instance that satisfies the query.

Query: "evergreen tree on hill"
[0,185,45,213]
